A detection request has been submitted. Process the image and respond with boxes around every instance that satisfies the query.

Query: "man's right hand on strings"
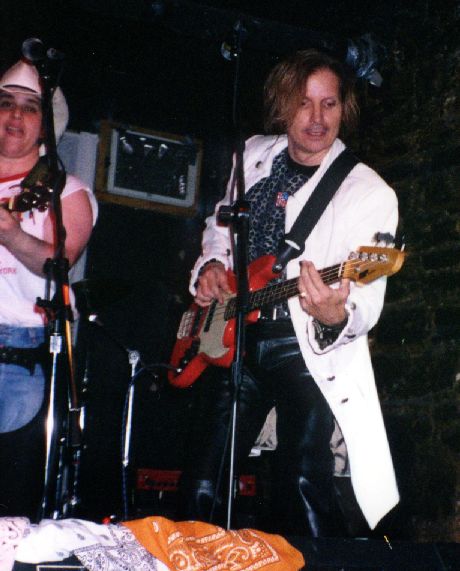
[195,261,231,306]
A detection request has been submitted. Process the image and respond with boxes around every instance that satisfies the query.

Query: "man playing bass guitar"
[176,49,400,538]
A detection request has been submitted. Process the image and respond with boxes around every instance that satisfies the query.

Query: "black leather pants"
[178,321,347,537]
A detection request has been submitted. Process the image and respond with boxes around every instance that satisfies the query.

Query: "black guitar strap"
[20,156,52,191]
[273,147,359,273]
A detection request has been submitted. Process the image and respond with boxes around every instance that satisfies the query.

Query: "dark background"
[1,0,458,542]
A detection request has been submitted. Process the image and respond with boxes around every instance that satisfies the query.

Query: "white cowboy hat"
[0,59,69,147]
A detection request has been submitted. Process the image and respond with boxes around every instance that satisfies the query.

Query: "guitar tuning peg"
[373,232,395,246]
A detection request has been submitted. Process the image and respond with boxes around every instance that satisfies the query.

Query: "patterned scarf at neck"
[246,148,318,263]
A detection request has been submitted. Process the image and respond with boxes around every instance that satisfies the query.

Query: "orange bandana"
[123,516,305,571]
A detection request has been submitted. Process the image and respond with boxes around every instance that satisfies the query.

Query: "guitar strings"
[201,255,392,322]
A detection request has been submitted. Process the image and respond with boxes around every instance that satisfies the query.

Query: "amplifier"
[136,468,257,496]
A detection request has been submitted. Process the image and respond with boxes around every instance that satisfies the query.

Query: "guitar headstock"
[342,246,406,285]
[11,185,52,213]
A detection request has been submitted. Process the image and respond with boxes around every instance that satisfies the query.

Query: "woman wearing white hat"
[0,58,97,519]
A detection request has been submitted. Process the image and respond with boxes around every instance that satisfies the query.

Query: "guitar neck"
[0,201,18,213]
[225,262,343,319]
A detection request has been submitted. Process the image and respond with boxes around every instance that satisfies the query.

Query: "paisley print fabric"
[74,524,160,571]
[13,518,165,571]
[124,516,304,571]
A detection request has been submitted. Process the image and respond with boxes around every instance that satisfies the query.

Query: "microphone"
[22,38,46,62]
[22,38,65,63]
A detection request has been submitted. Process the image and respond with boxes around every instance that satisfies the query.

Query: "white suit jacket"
[190,135,400,529]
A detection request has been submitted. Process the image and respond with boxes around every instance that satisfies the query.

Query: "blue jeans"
[0,325,46,433]
[0,325,48,518]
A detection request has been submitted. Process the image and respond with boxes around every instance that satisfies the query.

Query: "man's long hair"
[264,49,359,134]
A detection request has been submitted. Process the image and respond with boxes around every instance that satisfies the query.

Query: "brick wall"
[349,0,460,542]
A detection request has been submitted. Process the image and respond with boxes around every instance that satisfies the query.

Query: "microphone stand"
[217,21,251,530]
[79,311,173,521]
[84,314,142,522]
[33,55,81,520]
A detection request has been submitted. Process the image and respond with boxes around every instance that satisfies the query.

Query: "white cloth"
[14,518,168,571]
[190,135,400,529]
[0,517,28,571]
[0,172,98,326]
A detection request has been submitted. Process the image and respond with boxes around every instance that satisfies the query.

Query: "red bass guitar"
[168,246,405,388]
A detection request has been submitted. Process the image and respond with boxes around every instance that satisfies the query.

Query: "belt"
[252,302,295,339]
[0,344,47,373]
[258,302,291,322]
[247,318,296,340]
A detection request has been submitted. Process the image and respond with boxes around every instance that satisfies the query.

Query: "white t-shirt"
[0,170,98,326]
